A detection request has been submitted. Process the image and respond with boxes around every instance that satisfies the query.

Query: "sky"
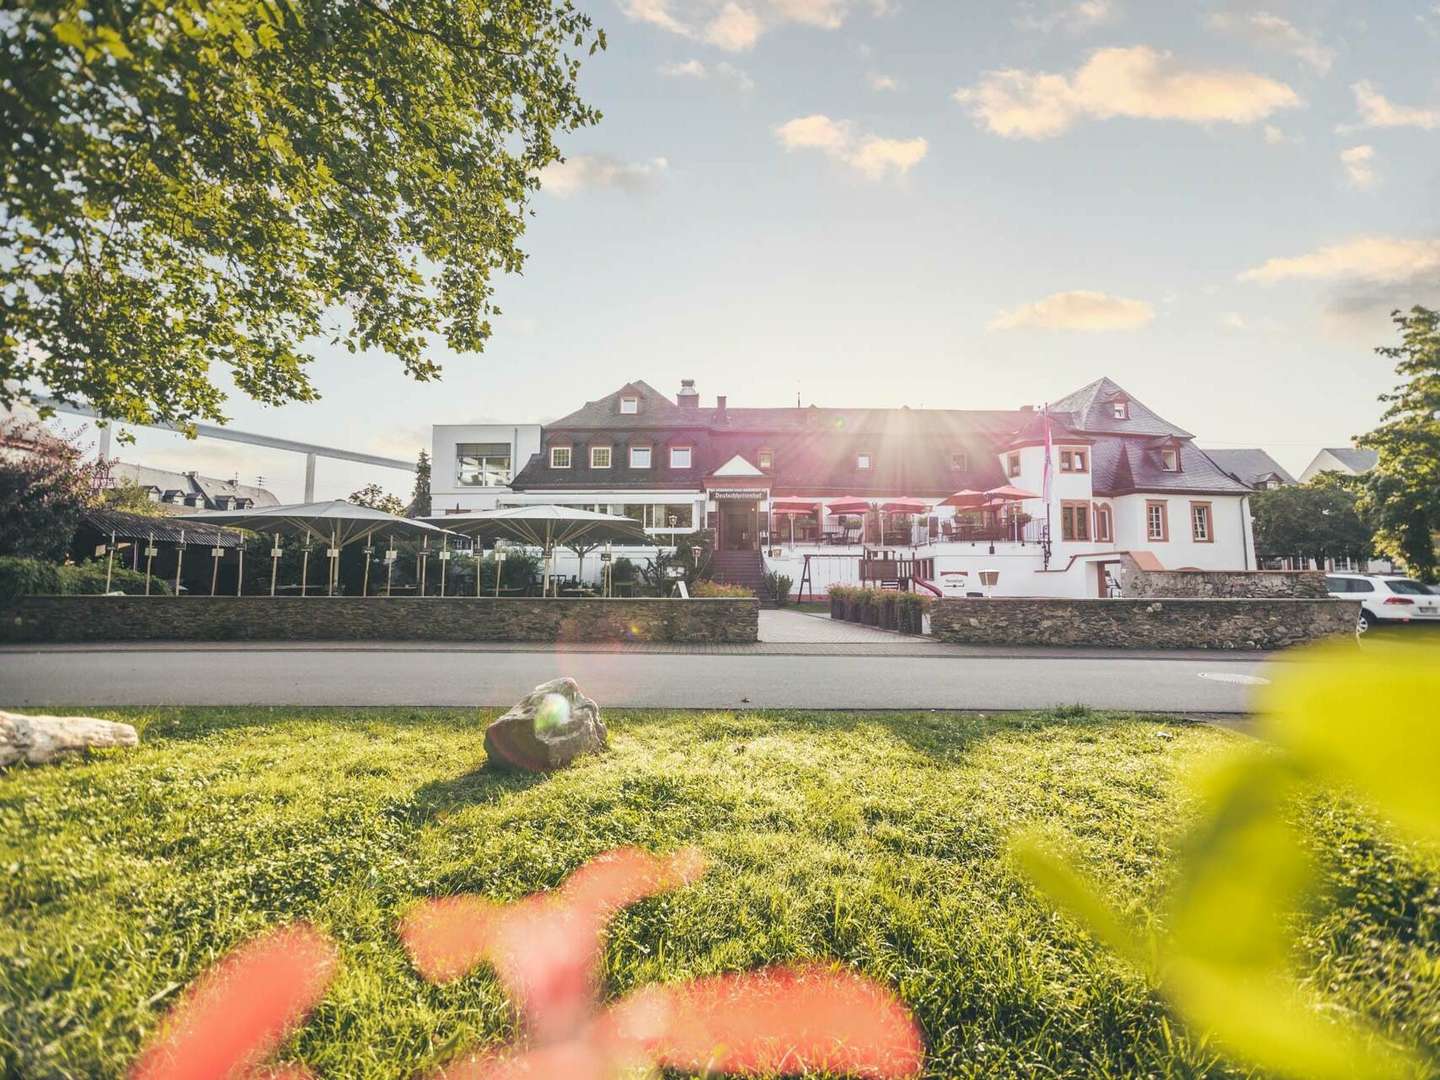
[100,0,1440,501]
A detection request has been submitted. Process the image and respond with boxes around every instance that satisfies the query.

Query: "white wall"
[1111,493,1250,571]
[430,424,542,513]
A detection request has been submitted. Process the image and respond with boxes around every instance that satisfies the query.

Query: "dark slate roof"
[1048,377,1194,438]
[546,380,699,430]
[1203,448,1297,487]
[1091,437,1251,497]
[79,508,246,547]
[1320,447,1378,473]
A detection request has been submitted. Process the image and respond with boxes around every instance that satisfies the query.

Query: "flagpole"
[1042,403,1054,571]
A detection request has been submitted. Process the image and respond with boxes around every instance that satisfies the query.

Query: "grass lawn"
[3,707,1437,1078]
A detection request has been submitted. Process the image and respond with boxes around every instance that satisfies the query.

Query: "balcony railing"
[923,519,1049,546]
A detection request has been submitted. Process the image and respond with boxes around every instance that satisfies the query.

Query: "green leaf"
[52,20,86,49]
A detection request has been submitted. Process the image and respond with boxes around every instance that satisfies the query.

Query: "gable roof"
[1320,447,1378,473]
[1049,377,1194,438]
[1203,448,1297,488]
[546,380,694,430]
[1091,438,1250,496]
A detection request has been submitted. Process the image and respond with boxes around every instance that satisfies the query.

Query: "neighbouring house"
[103,462,279,514]
[1298,446,1378,483]
[1204,448,1297,491]
[438,376,1260,598]
[429,424,543,515]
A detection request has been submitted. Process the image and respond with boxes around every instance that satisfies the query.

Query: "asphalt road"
[0,642,1276,713]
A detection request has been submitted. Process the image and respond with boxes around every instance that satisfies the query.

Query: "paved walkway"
[758,608,940,644]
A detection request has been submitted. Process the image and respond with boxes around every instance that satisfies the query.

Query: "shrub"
[691,580,754,598]
[0,556,62,601]
[827,585,856,618]
[0,556,171,599]
[764,571,793,606]
[895,592,933,634]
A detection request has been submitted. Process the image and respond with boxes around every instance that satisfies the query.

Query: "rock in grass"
[0,711,139,767]
[484,678,607,773]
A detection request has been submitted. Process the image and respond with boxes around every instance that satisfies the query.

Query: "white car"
[1325,573,1440,632]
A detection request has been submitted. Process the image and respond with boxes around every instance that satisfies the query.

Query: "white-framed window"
[590,445,612,469]
[1161,448,1180,472]
[1146,500,1169,541]
[670,446,692,469]
[1007,452,1021,478]
[951,451,969,471]
[1113,401,1129,420]
[630,446,652,468]
[758,449,774,470]
[550,446,572,469]
[1191,502,1213,542]
[620,396,639,415]
[856,452,872,470]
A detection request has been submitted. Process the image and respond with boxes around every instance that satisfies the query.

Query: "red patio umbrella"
[939,489,987,508]
[984,484,1040,500]
[879,498,930,514]
[771,500,819,545]
[825,499,873,515]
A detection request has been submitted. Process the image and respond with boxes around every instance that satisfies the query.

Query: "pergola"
[185,500,452,596]
[421,506,655,596]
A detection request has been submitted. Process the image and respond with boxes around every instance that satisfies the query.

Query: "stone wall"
[1120,561,1327,599]
[930,597,1357,650]
[0,596,759,645]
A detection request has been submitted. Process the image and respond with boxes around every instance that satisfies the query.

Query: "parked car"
[1325,573,1440,632]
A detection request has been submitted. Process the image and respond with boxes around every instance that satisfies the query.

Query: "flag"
[1041,403,1054,505]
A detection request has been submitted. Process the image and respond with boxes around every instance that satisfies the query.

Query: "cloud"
[540,154,670,197]
[1238,236,1440,285]
[1342,80,1440,131]
[867,72,898,91]
[1207,11,1333,73]
[1016,0,1117,33]
[1263,123,1300,145]
[773,114,927,179]
[1339,145,1378,190]
[620,0,871,50]
[954,46,1300,139]
[1220,312,1247,331]
[987,290,1155,332]
[658,58,754,89]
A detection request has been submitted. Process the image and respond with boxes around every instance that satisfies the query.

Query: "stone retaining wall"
[1120,561,1327,599]
[930,597,1357,650]
[0,596,759,645]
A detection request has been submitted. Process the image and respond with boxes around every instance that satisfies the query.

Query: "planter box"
[879,602,898,631]
[846,600,864,622]
[862,604,879,626]
[830,594,845,619]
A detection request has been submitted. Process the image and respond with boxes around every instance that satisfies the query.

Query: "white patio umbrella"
[422,505,655,596]
[185,500,453,597]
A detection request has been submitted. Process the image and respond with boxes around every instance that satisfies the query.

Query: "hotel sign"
[710,488,767,500]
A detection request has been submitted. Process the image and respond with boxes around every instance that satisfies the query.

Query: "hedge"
[0,556,171,601]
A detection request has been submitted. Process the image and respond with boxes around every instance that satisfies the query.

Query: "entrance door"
[719,500,758,551]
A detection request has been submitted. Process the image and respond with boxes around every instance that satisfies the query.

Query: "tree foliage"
[0,422,98,560]
[1250,477,1373,567]
[1359,306,1440,581]
[1,0,603,428]
[409,450,431,517]
[347,482,404,515]
[102,478,171,516]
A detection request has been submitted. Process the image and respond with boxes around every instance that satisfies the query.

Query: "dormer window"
[856,452,872,470]
[620,396,639,415]
[550,446,572,469]
[1059,448,1089,474]
[670,446,692,469]
[590,446,612,469]
[1113,400,1130,420]
[630,446,652,468]
[1161,448,1180,472]
[758,449,774,470]
[1007,452,1021,478]
[951,451,969,471]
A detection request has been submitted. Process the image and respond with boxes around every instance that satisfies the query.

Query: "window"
[1385,580,1431,595]
[1094,504,1113,543]
[550,446,572,469]
[1061,501,1091,542]
[630,446,652,468]
[1190,501,1213,542]
[652,503,694,530]
[457,443,513,486]
[1113,401,1129,420]
[1007,452,1021,478]
[670,446,692,469]
[856,452,872,470]
[758,449,774,470]
[951,451,969,471]
[1146,500,1169,541]
[1161,448,1180,472]
[1059,448,1089,473]
[620,396,639,415]
[590,445,612,469]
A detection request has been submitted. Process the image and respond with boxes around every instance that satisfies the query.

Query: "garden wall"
[1119,562,1328,599]
[0,596,759,645]
[930,597,1357,650]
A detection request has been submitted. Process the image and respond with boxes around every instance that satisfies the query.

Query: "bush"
[764,571,793,606]
[691,580,754,598]
[0,556,171,599]
[895,592,933,634]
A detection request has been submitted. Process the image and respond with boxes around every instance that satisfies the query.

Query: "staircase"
[708,550,767,596]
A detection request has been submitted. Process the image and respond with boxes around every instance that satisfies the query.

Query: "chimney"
[1019,404,1034,413]
[677,379,699,408]
[715,395,728,423]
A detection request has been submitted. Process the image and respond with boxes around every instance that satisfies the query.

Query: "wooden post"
[144,531,155,595]
[270,532,280,596]
[175,529,185,593]
[386,536,395,596]
[236,535,244,596]
[105,530,115,593]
